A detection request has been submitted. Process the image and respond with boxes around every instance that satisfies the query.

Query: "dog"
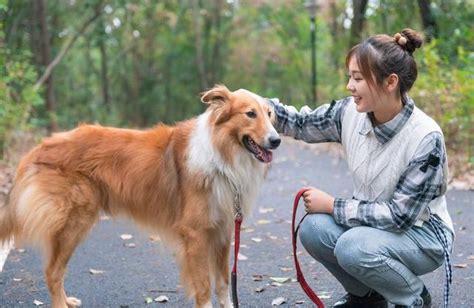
[0,85,281,307]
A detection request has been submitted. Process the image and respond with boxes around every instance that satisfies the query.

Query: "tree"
[32,0,57,132]
[417,0,438,42]
[349,0,368,47]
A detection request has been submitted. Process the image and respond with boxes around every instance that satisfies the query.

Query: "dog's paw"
[66,297,82,307]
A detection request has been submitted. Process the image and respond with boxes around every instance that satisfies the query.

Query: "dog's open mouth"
[243,136,273,163]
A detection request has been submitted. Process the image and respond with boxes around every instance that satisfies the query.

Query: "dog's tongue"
[262,149,273,163]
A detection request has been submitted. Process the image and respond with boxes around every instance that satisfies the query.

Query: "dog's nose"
[269,136,281,149]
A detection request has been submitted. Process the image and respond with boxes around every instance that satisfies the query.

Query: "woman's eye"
[246,111,257,118]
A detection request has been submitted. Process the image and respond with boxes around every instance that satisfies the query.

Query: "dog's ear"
[201,85,232,124]
[200,85,231,106]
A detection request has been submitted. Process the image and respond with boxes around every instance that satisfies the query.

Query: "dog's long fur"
[0,85,280,308]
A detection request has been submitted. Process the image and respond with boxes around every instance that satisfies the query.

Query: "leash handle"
[231,214,243,308]
[292,188,325,308]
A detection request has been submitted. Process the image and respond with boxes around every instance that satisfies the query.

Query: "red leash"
[292,189,325,308]
[231,213,243,307]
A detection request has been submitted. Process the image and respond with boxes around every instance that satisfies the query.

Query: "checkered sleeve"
[266,97,350,143]
[333,132,446,232]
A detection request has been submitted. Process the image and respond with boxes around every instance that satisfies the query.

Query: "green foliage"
[0,5,43,159]
[413,40,474,163]
[1,0,473,168]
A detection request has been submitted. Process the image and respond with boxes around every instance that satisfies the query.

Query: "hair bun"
[395,28,423,54]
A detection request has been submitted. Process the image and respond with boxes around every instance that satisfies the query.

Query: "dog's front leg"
[179,226,213,308]
[211,235,232,308]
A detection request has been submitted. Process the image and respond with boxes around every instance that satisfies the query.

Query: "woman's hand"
[302,187,335,214]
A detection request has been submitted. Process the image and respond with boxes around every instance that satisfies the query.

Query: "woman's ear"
[385,73,399,93]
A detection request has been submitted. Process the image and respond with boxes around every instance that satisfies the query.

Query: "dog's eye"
[246,111,257,119]
[268,111,272,117]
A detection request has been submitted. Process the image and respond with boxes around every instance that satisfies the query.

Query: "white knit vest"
[341,101,453,232]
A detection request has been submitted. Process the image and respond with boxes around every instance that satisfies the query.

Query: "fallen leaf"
[270,277,290,284]
[13,278,22,282]
[272,297,287,306]
[271,282,284,287]
[100,215,110,221]
[251,237,262,243]
[258,207,274,214]
[120,234,133,240]
[89,269,105,275]
[468,255,474,260]
[280,267,292,272]
[318,291,332,299]
[237,253,248,261]
[257,219,271,225]
[33,300,44,306]
[124,242,136,248]
[254,287,265,293]
[295,300,306,304]
[242,227,255,233]
[454,263,468,268]
[145,297,153,304]
[149,235,161,242]
[252,274,264,281]
[267,235,278,240]
[17,249,26,253]
[154,295,169,302]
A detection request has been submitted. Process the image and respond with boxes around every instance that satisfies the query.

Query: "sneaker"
[394,286,432,308]
[333,290,388,308]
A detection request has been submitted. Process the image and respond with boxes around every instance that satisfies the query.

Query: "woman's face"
[346,56,381,113]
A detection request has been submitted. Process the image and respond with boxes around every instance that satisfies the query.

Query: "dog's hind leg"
[42,182,99,308]
[44,211,96,308]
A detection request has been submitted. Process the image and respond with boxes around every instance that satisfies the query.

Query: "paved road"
[0,139,472,307]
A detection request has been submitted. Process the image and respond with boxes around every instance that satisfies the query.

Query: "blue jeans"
[299,214,453,306]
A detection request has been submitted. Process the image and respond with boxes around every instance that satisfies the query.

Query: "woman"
[267,29,454,308]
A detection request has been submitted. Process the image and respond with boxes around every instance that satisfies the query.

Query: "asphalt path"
[0,139,472,307]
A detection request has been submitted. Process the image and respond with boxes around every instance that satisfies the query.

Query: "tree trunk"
[191,0,209,90]
[209,0,223,85]
[33,0,58,132]
[417,0,438,42]
[349,0,368,47]
[329,0,339,70]
[99,36,110,110]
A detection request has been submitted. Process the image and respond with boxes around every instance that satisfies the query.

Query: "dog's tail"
[0,189,16,245]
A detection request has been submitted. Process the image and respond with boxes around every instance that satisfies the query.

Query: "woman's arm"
[267,96,350,143]
[332,132,446,232]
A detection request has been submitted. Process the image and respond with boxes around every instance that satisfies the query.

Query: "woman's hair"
[345,28,423,99]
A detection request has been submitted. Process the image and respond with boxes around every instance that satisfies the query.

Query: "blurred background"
[0,0,472,176]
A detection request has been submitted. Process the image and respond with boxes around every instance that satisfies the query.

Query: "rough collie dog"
[0,85,280,308]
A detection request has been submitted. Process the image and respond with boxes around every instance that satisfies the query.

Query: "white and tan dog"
[0,85,280,307]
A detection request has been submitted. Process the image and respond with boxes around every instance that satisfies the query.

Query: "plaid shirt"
[268,96,447,232]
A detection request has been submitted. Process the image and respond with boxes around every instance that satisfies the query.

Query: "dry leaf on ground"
[89,268,105,275]
[120,234,133,240]
[154,295,169,302]
[272,297,287,306]
[237,253,248,260]
[270,277,290,284]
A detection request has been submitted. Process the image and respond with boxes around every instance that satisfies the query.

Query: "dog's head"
[201,85,280,163]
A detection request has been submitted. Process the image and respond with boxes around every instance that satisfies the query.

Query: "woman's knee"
[334,227,385,271]
[299,214,344,258]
